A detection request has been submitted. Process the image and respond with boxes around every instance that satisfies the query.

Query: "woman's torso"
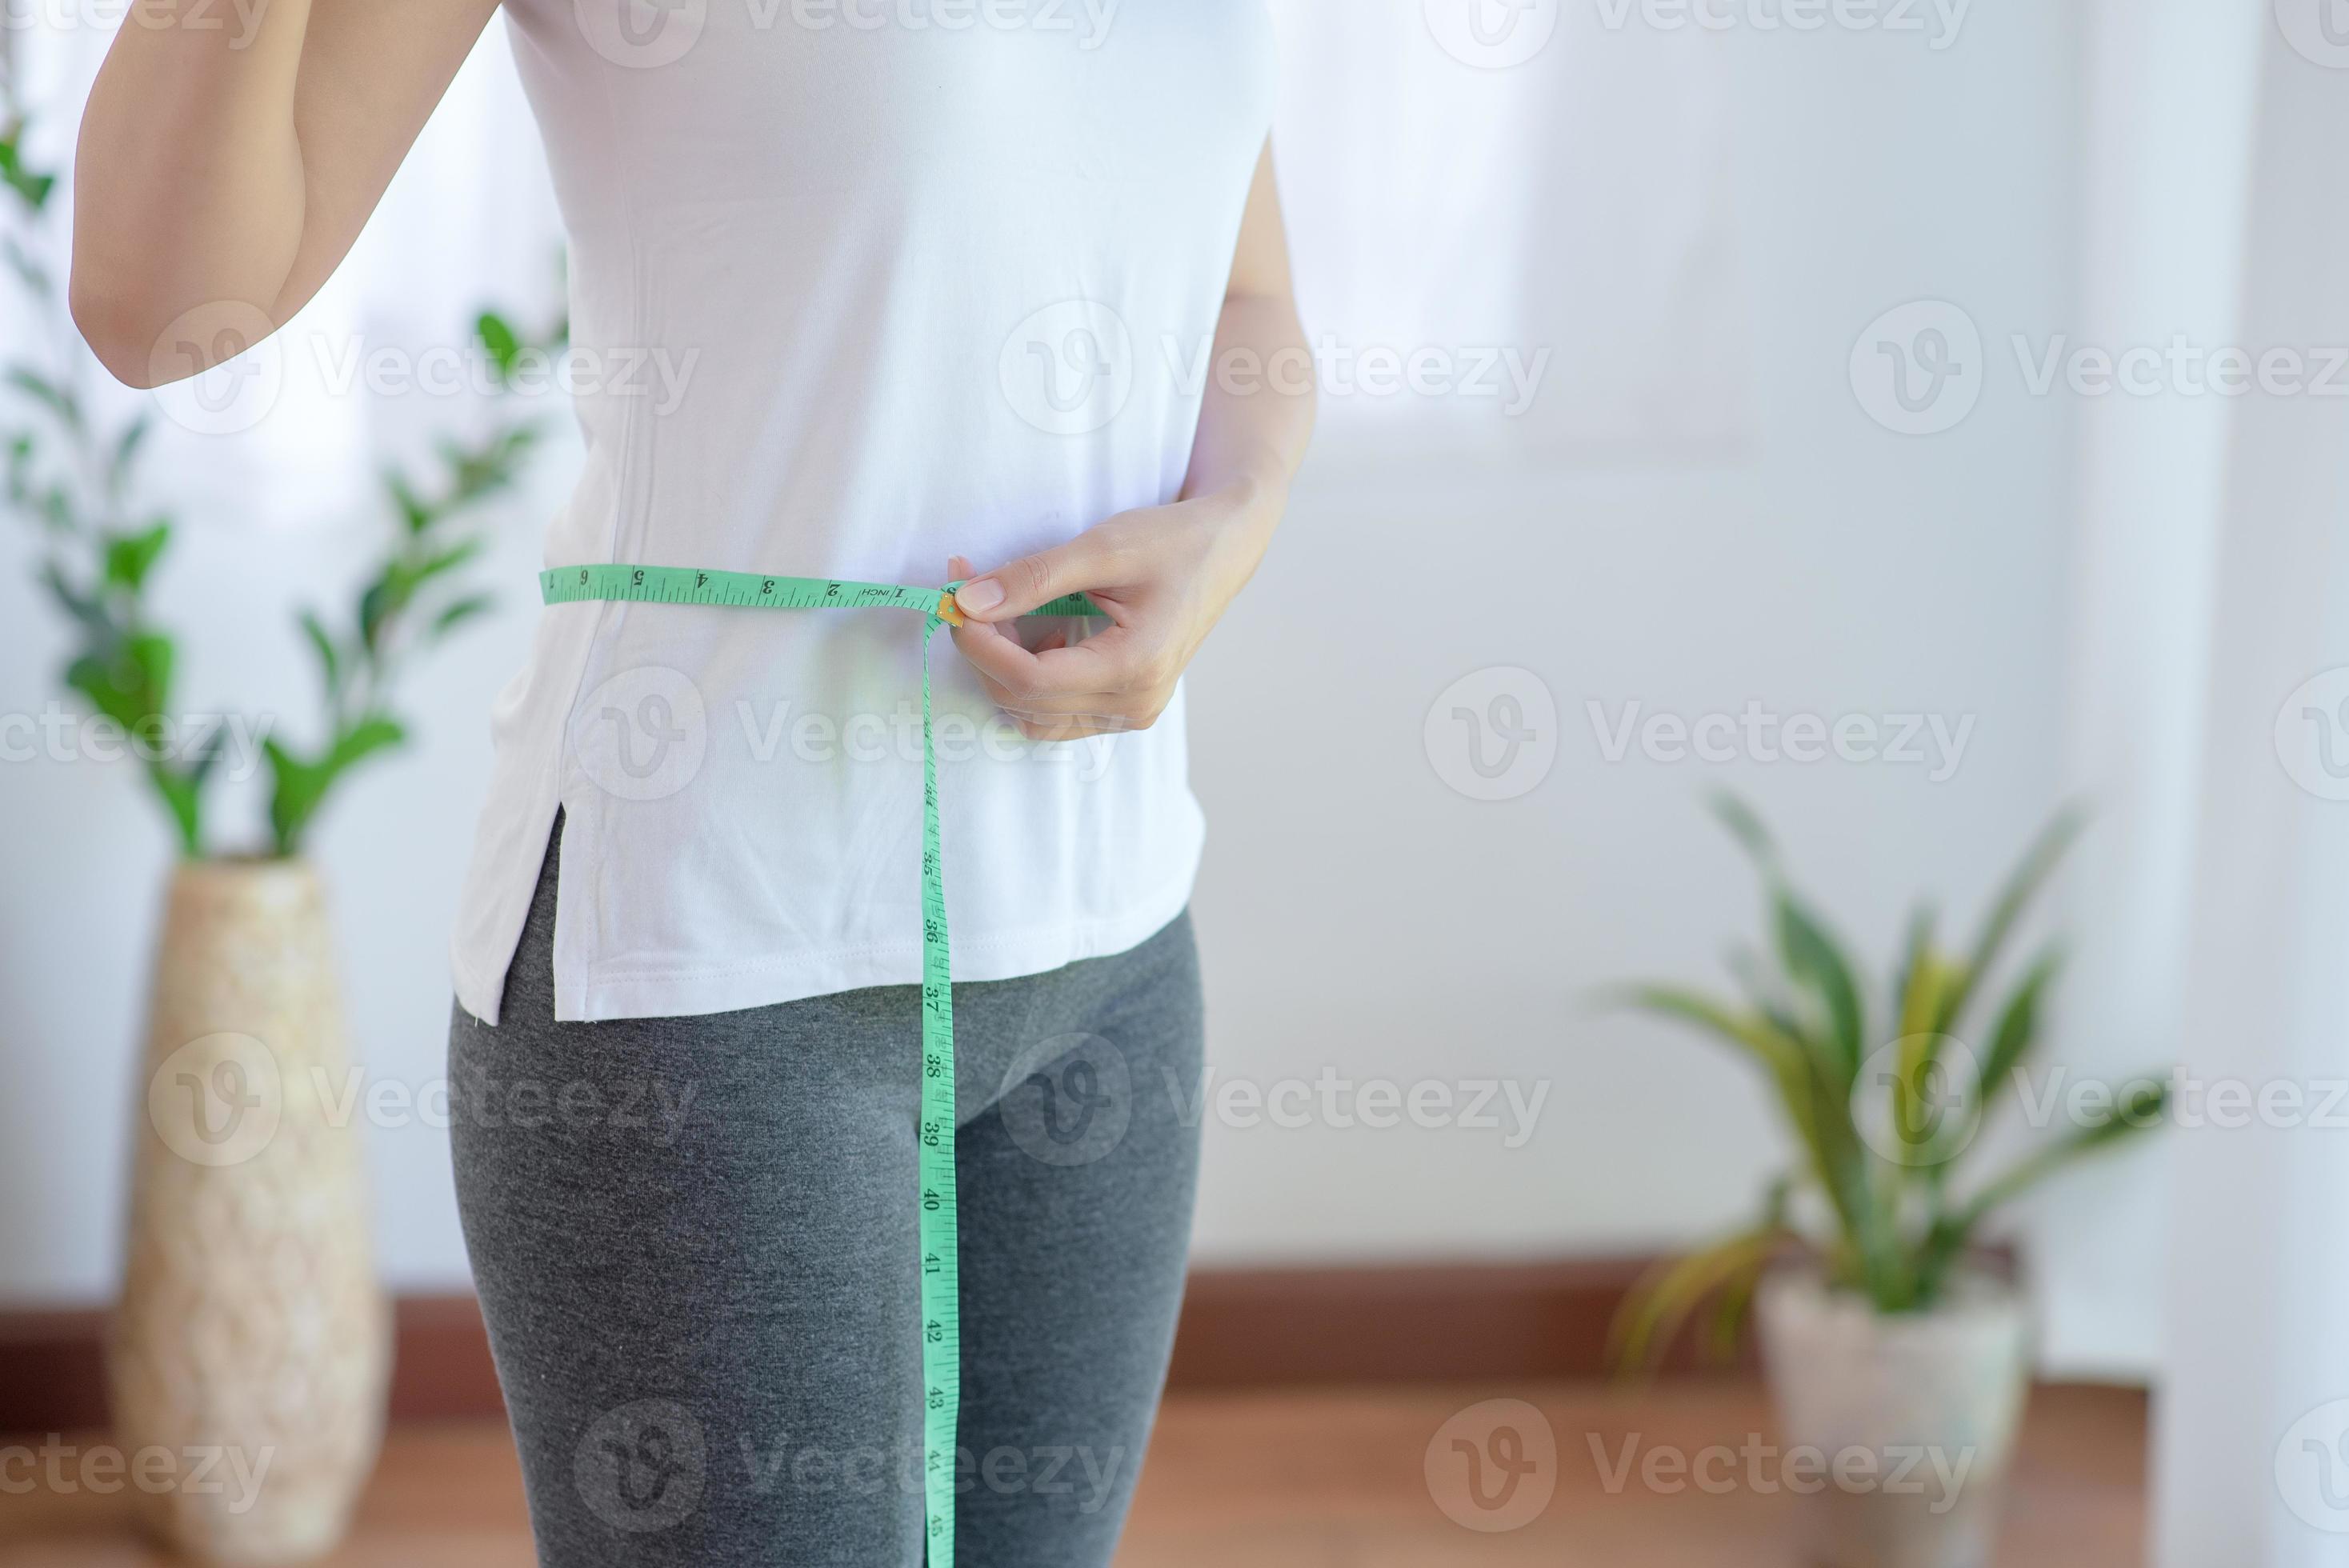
[450,0,1275,1023]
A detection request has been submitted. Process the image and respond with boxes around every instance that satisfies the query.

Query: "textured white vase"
[1756,1269,2031,1568]
[110,858,390,1563]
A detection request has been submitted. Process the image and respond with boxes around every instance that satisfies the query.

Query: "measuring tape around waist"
[542,562,1099,1567]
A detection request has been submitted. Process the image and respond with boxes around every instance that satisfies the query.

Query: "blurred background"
[2,0,2343,1562]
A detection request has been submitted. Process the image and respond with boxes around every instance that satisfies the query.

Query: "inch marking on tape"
[541,562,1102,1568]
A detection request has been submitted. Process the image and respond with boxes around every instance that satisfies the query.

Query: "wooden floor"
[0,1382,2144,1566]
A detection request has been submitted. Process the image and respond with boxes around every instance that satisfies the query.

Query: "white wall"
[4,6,2136,1364]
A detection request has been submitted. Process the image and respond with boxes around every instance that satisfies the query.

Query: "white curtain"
[2055,1,2349,1561]
[2147,9,2349,1558]
[1266,0,1750,464]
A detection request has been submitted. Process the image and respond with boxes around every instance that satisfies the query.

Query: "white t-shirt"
[450,0,1276,1024]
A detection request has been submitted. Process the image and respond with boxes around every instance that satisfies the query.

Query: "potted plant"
[3,80,560,1563]
[1609,797,2167,1568]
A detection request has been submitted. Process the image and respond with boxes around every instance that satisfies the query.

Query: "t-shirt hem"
[454,866,1198,1027]
[570,874,1195,1022]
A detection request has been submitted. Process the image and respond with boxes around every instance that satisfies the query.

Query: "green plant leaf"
[1975,946,2063,1114]
[1610,1222,1790,1374]
[430,592,495,639]
[0,122,58,213]
[1710,791,1775,865]
[1950,1076,2169,1238]
[102,522,170,591]
[475,311,522,381]
[1937,806,2086,1034]
[4,364,79,432]
[1615,984,1810,1082]
[1775,891,1866,1091]
[266,715,408,855]
[108,418,151,498]
[299,609,342,706]
[386,468,433,534]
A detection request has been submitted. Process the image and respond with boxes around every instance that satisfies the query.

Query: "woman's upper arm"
[1225,138,1298,306]
[272,0,508,319]
[70,0,504,384]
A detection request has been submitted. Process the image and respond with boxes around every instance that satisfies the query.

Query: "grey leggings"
[448,822,1204,1566]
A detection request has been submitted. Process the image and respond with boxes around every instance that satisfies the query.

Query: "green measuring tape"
[542,562,1099,1566]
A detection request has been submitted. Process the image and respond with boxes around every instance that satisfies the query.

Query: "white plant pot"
[1756,1268,2031,1568]
[110,858,390,1563]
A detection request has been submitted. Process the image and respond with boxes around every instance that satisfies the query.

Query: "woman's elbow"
[69,274,171,390]
[68,274,276,391]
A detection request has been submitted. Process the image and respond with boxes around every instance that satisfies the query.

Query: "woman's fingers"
[950,615,1126,707]
[954,516,1144,622]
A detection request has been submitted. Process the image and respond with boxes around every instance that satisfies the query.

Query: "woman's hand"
[949,141,1314,743]
[946,478,1285,741]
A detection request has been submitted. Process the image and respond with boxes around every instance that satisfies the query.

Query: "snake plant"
[1609,796,2168,1369]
